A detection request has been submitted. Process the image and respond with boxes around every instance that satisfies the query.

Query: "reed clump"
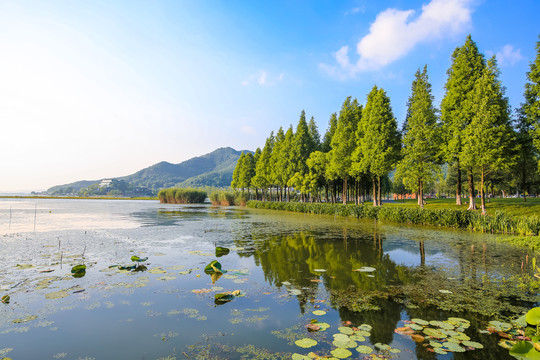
[209,190,248,206]
[158,188,207,204]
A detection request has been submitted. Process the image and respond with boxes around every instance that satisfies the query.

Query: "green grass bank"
[247,200,540,237]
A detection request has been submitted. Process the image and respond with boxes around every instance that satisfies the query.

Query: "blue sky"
[0,0,538,192]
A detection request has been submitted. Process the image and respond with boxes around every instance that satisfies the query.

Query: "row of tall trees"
[232,35,540,213]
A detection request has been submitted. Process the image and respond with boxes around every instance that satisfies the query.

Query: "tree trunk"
[419,179,424,209]
[332,181,336,204]
[467,170,476,210]
[342,176,347,205]
[372,177,377,206]
[325,184,329,203]
[456,160,462,205]
[377,176,382,207]
[481,166,486,214]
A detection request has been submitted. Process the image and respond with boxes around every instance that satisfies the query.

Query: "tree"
[513,107,539,201]
[460,56,513,213]
[231,152,245,190]
[441,35,486,207]
[308,116,321,152]
[395,66,441,208]
[252,133,274,201]
[239,152,256,195]
[524,36,540,164]
[292,111,313,180]
[306,151,329,202]
[327,97,361,204]
[354,86,400,206]
[270,127,285,201]
[321,113,338,153]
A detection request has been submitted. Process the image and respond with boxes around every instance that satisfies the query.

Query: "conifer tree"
[231,152,246,190]
[308,116,321,152]
[252,133,274,201]
[524,36,540,160]
[239,152,256,195]
[322,113,338,153]
[355,86,400,206]
[292,111,312,178]
[513,108,538,201]
[441,35,486,207]
[270,127,285,201]
[327,97,361,204]
[461,56,513,213]
[395,66,441,208]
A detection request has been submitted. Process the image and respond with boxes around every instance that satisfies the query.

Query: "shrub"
[158,188,207,204]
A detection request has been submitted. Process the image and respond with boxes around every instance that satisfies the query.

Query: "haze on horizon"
[0,0,538,193]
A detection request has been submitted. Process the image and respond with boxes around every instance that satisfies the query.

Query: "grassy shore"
[384,197,540,217]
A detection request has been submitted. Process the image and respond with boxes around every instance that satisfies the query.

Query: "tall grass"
[208,190,247,206]
[246,201,540,236]
[158,188,207,204]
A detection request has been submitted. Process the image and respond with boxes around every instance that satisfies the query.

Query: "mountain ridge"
[47,147,250,196]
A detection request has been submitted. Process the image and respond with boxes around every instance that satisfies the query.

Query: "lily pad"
[13,315,37,323]
[462,340,484,349]
[356,345,373,354]
[130,256,148,262]
[510,341,540,359]
[292,354,310,360]
[295,338,318,348]
[204,260,226,274]
[526,307,540,326]
[338,326,354,335]
[443,342,466,353]
[313,322,330,331]
[71,264,86,273]
[331,348,352,358]
[423,328,447,338]
[411,318,429,326]
[1,295,10,304]
[215,247,230,257]
[312,310,326,316]
[45,290,69,299]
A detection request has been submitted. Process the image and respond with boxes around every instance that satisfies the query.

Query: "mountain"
[47,147,249,196]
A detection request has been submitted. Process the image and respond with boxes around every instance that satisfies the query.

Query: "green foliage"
[158,188,207,204]
[524,37,540,154]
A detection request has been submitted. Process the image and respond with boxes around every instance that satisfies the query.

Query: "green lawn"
[381,197,540,217]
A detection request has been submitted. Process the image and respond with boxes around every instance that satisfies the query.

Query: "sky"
[0,0,538,192]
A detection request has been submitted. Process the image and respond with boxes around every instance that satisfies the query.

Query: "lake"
[0,198,536,359]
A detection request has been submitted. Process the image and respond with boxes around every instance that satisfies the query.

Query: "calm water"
[0,199,536,359]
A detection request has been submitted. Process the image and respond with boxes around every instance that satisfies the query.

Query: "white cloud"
[242,70,284,86]
[495,45,524,67]
[346,6,365,15]
[321,0,474,77]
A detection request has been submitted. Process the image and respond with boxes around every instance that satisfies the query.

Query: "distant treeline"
[158,188,207,204]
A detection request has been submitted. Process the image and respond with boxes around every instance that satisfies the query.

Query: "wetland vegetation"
[1,198,540,359]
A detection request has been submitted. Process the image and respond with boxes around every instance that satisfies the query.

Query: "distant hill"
[47,147,249,196]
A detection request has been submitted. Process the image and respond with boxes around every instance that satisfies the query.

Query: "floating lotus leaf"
[356,345,373,354]
[390,348,401,353]
[441,329,458,336]
[289,289,302,296]
[331,348,352,359]
[292,354,310,360]
[71,264,86,273]
[215,247,230,257]
[514,315,528,328]
[452,332,470,341]
[312,310,326,316]
[149,267,166,274]
[433,347,447,355]
[443,342,465,352]
[446,337,461,344]
[411,334,425,342]
[333,334,349,341]
[45,290,69,299]
[447,317,470,326]
[349,334,365,342]
[489,320,512,331]
[354,267,376,272]
[429,341,443,348]
[13,315,37,323]
[358,324,372,331]
[281,281,291,286]
[338,326,354,335]
[204,260,226,274]
[295,338,317,348]
[526,308,540,326]
[409,323,423,331]
[306,323,321,332]
[314,322,330,331]
[355,330,371,337]
[423,328,447,338]
[510,341,540,359]
[1,295,10,304]
[462,340,484,349]
[411,318,429,326]
[375,343,390,351]
[332,339,353,348]
[130,256,148,262]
